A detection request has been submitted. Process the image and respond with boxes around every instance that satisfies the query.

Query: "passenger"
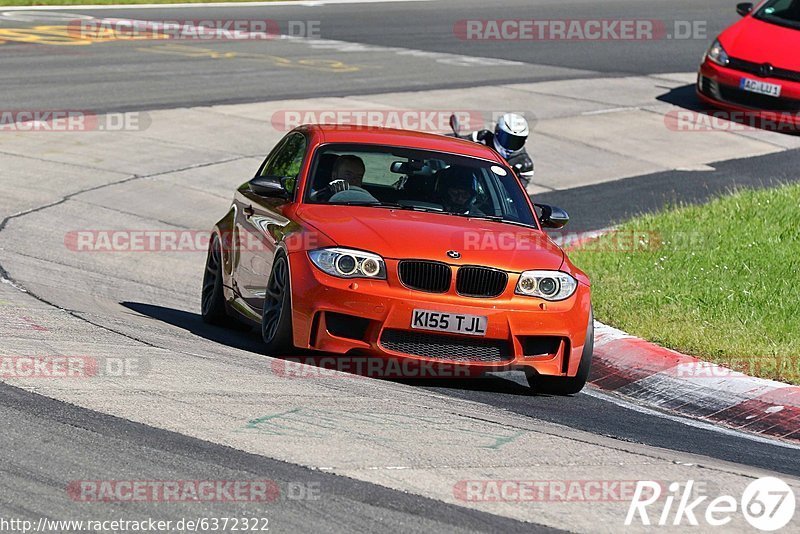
[437,166,484,216]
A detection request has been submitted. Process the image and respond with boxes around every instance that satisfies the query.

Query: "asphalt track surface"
[1,0,741,111]
[0,382,556,533]
[2,0,800,531]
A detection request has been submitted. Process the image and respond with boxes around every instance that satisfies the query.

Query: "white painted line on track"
[676,164,716,171]
[0,276,28,293]
[280,34,526,67]
[583,387,800,451]
[0,0,435,12]
[0,11,96,21]
[581,107,639,116]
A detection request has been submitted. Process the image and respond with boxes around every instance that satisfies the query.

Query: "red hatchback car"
[698,0,800,125]
[202,125,593,394]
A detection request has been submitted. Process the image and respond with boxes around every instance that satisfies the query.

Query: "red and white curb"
[589,321,799,443]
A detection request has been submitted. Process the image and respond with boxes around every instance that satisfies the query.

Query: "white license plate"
[411,309,487,336]
[740,77,782,98]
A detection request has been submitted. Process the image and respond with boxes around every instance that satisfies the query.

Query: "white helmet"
[493,113,529,159]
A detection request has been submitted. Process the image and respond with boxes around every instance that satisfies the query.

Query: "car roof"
[302,124,505,162]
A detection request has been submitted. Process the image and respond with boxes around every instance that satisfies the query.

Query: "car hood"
[296,204,564,272]
[721,16,800,70]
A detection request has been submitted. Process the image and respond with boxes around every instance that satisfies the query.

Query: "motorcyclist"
[452,113,534,185]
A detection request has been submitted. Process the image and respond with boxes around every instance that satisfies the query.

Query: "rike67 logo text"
[627,477,795,531]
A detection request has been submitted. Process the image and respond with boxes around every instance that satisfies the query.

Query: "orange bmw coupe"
[202,125,593,394]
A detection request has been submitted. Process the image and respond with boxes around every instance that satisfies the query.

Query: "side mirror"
[535,203,569,229]
[449,113,461,136]
[736,2,753,16]
[249,175,290,198]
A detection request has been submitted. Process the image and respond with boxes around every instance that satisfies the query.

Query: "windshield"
[754,0,800,29]
[304,143,536,226]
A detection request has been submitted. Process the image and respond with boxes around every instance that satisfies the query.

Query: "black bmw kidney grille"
[379,329,512,362]
[398,260,451,293]
[456,266,508,298]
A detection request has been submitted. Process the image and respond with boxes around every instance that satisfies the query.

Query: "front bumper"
[697,58,800,126]
[287,251,592,378]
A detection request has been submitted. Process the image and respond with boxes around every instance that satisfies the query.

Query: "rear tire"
[528,309,594,395]
[261,255,295,355]
[201,234,231,326]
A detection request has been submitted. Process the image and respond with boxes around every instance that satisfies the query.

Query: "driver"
[327,155,378,203]
[331,155,366,188]
[310,155,377,203]
[437,166,484,216]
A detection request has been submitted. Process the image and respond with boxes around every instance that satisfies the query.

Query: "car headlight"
[308,247,387,279]
[515,270,578,301]
[705,39,729,66]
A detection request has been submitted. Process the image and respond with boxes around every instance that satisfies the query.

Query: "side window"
[261,133,307,179]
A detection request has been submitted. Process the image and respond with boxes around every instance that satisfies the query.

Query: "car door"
[233,132,308,314]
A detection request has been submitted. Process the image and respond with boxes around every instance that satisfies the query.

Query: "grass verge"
[570,183,800,384]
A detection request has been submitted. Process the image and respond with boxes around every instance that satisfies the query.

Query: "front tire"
[528,309,594,395]
[201,234,230,325]
[261,255,295,354]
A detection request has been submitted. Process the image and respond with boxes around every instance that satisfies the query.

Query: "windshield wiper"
[446,212,538,229]
[446,212,503,222]
[377,202,444,213]
[333,201,443,213]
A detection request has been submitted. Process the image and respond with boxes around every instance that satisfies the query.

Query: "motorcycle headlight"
[515,270,577,301]
[308,247,387,279]
[705,39,729,66]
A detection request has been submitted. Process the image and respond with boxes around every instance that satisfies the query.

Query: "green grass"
[570,184,800,384]
[0,0,291,5]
